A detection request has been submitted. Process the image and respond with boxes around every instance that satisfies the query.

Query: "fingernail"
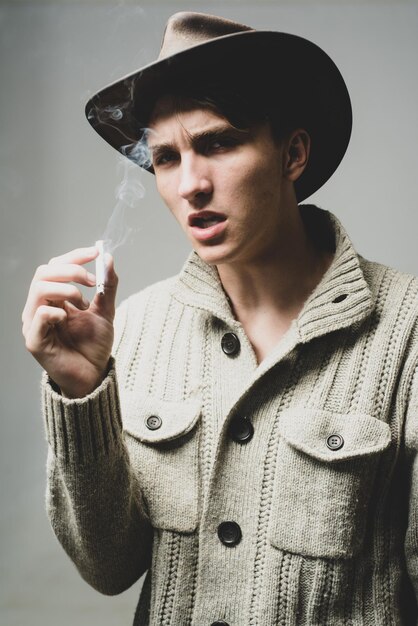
[87,272,96,285]
[82,297,90,309]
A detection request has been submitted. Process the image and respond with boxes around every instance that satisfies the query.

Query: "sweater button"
[218,521,242,547]
[228,416,254,443]
[146,415,162,430]
[221,332,240,356]
[211,622,229,626]
[326,434,344,450]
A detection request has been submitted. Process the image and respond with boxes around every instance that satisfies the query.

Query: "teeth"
[202,219,220,228]
[194,216,224,228]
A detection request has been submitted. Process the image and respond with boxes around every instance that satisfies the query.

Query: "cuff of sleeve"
[41,358,123,465]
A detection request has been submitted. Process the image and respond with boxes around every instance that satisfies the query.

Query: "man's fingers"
[48,246,98,266]
[24,305,67,355]
[23,281,90,327]
[22,249,99,325]
[34,263,96,287]
[22,248,117,340]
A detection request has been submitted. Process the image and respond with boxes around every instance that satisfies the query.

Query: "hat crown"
[158,12,253,60]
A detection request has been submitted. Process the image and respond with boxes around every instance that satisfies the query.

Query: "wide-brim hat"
[85,11,352,202]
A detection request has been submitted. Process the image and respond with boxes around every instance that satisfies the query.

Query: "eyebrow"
[148,125,250,160]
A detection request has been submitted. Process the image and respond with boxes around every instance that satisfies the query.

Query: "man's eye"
[154,152,178,166]
[207,136,239,152]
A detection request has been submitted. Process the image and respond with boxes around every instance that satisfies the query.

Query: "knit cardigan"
[42,206,418,625]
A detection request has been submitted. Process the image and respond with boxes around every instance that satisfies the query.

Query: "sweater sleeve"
[41,301,153,596]
[402,348,418,602]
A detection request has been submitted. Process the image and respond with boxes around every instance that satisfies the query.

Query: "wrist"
[51,360,113,399]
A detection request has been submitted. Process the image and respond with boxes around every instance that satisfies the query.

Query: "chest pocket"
[268,407,391,559]
[122,391,201,534]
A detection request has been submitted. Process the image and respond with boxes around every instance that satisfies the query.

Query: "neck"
[216,205,335,324]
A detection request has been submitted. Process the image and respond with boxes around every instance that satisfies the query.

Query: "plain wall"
[1,1,418,624]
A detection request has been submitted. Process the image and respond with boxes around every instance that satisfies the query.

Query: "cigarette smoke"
[88,102,153,256]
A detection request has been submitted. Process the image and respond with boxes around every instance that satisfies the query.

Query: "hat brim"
[85,30,352,202]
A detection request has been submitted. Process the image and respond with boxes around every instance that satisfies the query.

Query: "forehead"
[147,96,232,142]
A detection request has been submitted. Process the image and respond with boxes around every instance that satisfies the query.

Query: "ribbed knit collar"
[172,206,374,348]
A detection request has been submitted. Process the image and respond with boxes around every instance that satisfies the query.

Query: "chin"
[193,242,238,267]
[193,248,222,266]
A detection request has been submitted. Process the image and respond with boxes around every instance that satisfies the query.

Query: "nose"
[178,153,213,203]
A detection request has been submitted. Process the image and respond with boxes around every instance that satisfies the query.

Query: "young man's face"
[148,98,293,267]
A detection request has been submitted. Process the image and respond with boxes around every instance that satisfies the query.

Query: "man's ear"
[284,129,310,182]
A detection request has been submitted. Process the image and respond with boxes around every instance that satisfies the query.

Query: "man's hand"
[22,246,118,398]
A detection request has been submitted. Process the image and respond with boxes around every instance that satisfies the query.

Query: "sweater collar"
[172,206,374,344]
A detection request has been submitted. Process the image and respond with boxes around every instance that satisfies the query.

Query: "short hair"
[153,79,300,144]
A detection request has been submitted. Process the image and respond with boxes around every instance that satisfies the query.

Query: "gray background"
[1,0,417,624]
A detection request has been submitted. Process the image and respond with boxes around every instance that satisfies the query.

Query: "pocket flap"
[123,392,201,443]
[279,407,391,463]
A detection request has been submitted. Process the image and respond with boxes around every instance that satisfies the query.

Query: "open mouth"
[190,214,227,229]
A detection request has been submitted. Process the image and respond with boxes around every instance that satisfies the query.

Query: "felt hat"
[85,11,352,202]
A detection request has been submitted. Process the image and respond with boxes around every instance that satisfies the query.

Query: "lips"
[188,211,227,229]
[188,210,228,242]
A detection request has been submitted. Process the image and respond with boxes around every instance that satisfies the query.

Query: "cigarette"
[95,240,105,295]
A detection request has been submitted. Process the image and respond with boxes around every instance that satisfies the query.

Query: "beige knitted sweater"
[42,206,418,625]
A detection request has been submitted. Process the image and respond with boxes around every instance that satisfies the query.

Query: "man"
[22,11,418,625]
